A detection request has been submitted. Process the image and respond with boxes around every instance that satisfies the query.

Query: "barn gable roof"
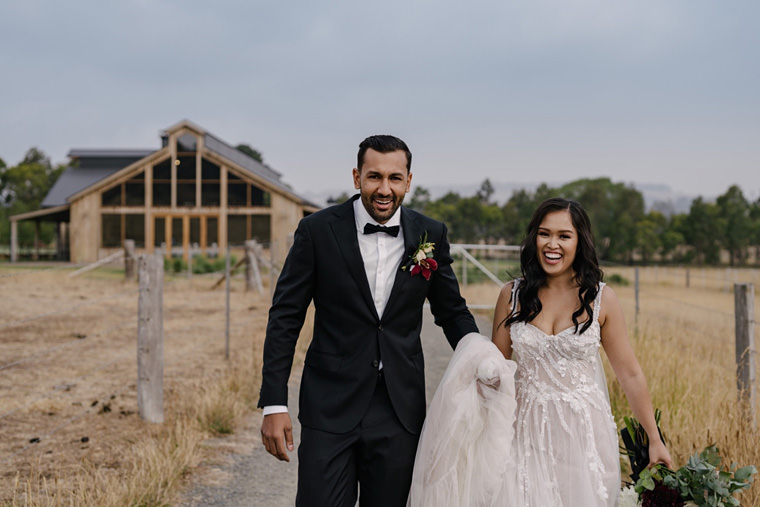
[37,120,317,210]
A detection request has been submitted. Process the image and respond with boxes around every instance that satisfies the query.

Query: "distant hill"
[302,180,704,215]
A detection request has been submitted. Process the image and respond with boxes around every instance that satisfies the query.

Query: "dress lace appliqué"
[510,282,619,506]
[407,283,619,507]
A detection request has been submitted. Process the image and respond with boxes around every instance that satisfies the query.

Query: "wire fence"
[0,246,271,472]
[2,245,757,479]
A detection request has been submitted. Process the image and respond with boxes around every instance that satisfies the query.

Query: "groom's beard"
[362,192,404,224]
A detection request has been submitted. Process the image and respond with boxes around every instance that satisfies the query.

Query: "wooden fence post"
[225,244,231,360]
[734,283,756,427]
[137,253,164,423]
[245,240,264,293]
[270,240,277,300]
[124,239,136,281]
[10,220,17,262]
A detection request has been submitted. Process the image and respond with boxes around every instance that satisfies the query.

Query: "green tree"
[557,178,645,262]
[425,192,460,236]
[635,212,663,264]
[407,186,431,213]
[716,185,752,266]
[660,215,686,262]
[681,197,723,265]
[476,178,495,204]
[0,148,65,247]
[501,183,557,244]
[235,144,263,163]
[750,197,760,263]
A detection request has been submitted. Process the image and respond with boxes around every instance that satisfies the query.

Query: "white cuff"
[262,405,289,416]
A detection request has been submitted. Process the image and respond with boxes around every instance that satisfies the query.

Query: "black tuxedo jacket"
[258,195,478,434]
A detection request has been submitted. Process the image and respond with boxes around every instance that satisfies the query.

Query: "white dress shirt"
[263,199,406,417]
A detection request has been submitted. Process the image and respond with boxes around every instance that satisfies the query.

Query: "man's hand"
[261,412,294,462]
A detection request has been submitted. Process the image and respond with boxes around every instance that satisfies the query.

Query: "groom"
[258,134,478,507]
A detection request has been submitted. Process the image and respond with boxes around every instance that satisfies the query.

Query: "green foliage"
[235,143,263,163]
[621,409,666,482]
[0,148,66,248]
[190,255,214,273]
[163,255,235,274]
[680,197,723,265]
[558,177,645,262]
[636,446,757,506]
[606,273,630,286]
[716,185,752,266]
[412,179,760,267]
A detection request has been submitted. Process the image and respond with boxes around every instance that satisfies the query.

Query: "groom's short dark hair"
[357,135,412,173]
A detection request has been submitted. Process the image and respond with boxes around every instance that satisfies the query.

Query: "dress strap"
[510,278,521,314]
[592,282,606,322]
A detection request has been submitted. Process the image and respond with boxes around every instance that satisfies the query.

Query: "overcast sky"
[1,1,758,202]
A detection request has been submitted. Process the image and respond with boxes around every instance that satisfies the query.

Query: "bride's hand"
[475,357,501,396]
[647,439,673,469]
[476,376,501,397]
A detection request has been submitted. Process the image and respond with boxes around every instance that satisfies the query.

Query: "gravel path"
[179,310,489,507]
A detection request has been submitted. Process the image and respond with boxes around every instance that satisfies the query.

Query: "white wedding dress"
[408,282,619,507]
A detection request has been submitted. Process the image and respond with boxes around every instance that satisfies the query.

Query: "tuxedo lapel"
[329,197,379,320]
[382,207,423,319]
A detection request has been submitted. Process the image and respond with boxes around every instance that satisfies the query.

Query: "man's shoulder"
[299,198,354,228]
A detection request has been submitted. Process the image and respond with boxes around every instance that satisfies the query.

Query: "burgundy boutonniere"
[402,232,438,280]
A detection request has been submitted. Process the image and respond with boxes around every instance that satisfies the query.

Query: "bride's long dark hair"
[505,197,603,335]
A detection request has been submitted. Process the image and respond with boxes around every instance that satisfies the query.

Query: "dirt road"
[180,310,489,507]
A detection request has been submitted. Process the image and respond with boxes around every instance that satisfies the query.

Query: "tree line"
[0,148,66,249]
[401,178,759,266]
[2,147,759,266]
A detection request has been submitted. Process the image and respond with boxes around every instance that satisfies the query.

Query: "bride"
[408,197,672,506]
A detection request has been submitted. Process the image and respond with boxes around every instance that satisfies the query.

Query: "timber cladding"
[10,120,320,265]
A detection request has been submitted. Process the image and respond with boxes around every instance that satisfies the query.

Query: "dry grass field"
[2,262,759,505]
[0,262,285,506]
[462,265,760,505]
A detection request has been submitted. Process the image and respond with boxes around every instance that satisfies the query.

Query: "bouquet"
[619,413,757,507]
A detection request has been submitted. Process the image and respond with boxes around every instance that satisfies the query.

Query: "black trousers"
[295,373,419,507]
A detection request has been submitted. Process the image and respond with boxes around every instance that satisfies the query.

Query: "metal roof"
[203,133,318,207]
[38,122,320,210]
[68,149,155,158]
[41,166,122,207]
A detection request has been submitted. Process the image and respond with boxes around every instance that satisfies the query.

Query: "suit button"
[378,325,383,331]
[371,360,379,368]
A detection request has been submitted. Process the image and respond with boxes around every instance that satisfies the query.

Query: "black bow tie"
[363,223,400,237]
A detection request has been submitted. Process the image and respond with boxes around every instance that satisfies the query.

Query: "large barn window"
[101,213,145,248]
[102,186,121,207]
[201,158,220,206]
[251,185,271,207]
[101,173,145,207]
[125,214,145,247]
[227,214,271,245]
[102,214,121,247]
[154,217,165,247]
[227,171,271,207]
[125,178,145,206]
[227,172,247,206]
[153,159,171,206]
[176,155,196,207]
[207,217,218,247]
[227,215,247,244]
[251,215,271,243]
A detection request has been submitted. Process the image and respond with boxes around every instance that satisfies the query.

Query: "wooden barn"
[9,120,319,264]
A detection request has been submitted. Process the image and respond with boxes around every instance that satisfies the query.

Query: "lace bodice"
[509,281,619,506]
